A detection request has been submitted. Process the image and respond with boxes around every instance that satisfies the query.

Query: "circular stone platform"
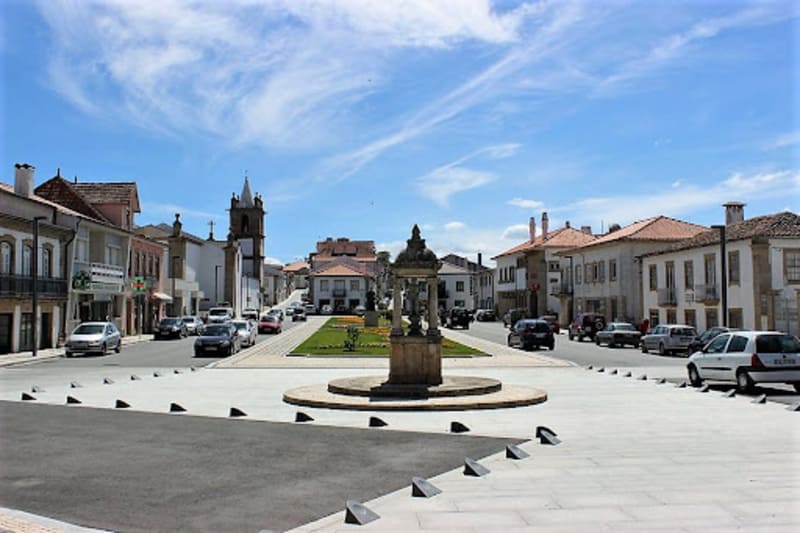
[328,375,502,398]
[283,376,547,411]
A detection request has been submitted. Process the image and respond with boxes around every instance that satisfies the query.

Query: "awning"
[151,292,173,302]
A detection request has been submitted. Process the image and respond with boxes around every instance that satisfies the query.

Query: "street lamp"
[711,225,728,327]
[214,265,222,305]
[32,216,46,357]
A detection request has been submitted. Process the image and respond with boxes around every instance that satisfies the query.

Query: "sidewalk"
[0,334,154,368]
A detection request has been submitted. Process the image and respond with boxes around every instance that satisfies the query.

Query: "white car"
[687,331,800,392]
[181,316,203,335]
[231,320,257,347]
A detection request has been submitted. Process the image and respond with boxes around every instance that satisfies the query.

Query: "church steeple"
[240,176,254,207]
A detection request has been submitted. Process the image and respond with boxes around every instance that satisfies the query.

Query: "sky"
[1,0,798,266]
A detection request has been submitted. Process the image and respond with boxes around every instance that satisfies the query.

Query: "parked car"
[207,307,234,324]
[65,322,121,357]
[540,314,561,334]
[304,304,317,315]
[266,308,284,321]
[595,322,641,348]
[321,304,333,315]
[474,309,496,322]
[687,331,800,393]
[194,323,240,357]
[242,308,259,322]
[502,308,528,328]
[445,307,471,329]
[181,316,203,336]
[641,324,698,356]
[155,317,187,340]
[354,305,366,316]
[258,314,283,334]
[688,326,736,354]
[231,319,257,347]
[507,319,555,351]
[292,308,307,322]
[285,307,295,317]
[568,312,606,342]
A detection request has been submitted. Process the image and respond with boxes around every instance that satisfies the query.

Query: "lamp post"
[214,265,222,305]
[32,216,46,357]
[711,225,728,327]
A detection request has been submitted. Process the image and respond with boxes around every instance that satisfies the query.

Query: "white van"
[207,307,234,324]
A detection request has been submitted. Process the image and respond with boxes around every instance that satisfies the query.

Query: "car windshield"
[73,324,105,335]
[613,324,636,331]
[182,317,195,323]
[209,309,228,316]
[160,318,179,325]
[756,334,800,354]
[260,315,276,322]
[670,327,696,336]
[202,325,229,336]
[233,322,248,330]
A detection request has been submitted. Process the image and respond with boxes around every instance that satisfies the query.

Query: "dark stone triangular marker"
[66,396,82,404]
[103,377,114,385]
[698,384,710,393]
[586,365,593,370]
[675,381,687,388]
[751,394,767,404]
[344,500,380,525]
[411,476,442,498]
[623,371,632,377]
[115,399,130,409]
[21,392,36,401]
[505,443,529,460]
[450,421,470,433]
[295,411,314,422]
[170,402,186,413]
[610,369,618,375]
[597,367,605,373]
[153,371,162,377]
[173,369,181,374]
[723,389,736,398]
[536,426,561,445]
[637,374,647,381]
[786,402,800,412]
[229,407,247,417]
[190,367,197,372]
[463,457,490,477]
[369,416,387,427]
[31,385,45,393]
[130,375,141,381]
[70,381,82,388]
[656,378,666,384]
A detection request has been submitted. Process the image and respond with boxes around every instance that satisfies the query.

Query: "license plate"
[773,358,797,365]
[205,346,217,352]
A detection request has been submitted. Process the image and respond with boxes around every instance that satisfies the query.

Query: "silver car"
[231,320,257,347]
[181,316,204,335]
[641,324,698,356]
[65,322,121,357]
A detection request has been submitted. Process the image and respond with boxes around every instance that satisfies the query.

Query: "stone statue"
[406,279,423,336]
[366,290,376,311]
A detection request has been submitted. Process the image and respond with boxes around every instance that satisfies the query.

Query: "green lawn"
[290,316,485,357]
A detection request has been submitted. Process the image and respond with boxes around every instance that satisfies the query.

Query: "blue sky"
[1,0,797,266]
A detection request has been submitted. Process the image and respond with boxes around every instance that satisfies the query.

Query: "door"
[19,313,33,352]
[698,333,731,380]
[40,313,51,349]
[0,314,11,354]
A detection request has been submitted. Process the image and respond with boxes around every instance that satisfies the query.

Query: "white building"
[310,258,373,312]
[641,208,799,335]
[438,262,474,311]
[262,263,286,307]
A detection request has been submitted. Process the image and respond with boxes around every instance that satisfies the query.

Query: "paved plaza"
[0,318,798,532]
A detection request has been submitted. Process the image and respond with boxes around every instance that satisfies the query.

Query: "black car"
[155,317,187,340]
[687,326,736,354]
[507,319,555,351]
[568,312,606,342]
[475,309,496,322]
[595,322,641,348]
[445,307,470,329]
[194,323,241,357]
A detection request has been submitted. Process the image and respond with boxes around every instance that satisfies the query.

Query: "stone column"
[391,278,403,335]
[427,277,439,336]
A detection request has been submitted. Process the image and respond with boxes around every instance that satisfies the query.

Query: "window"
[705,307,718,328]
[648,309,660,327]
[667,309,677,324]
[584,264,590,283]
[705,334,729,354]
[576,266,582,285]
[649,265,657,291]
[609,259,617,281]
[728,251,740,285]
[107,245,121,266]
[784,249,800,283]
[726,335,748,353]
[41,247,51,278]
[320,280,329,291]
[350,280,359,291]
[456,281,464,292]
[454,300,465,307]
[75,238,88,262]
[509,266,515,282]
[22,244,32,276]
[704,254,716,285]
[684,309,697,328]
[598,261,605,283]
[684,260,694,291]
[154,257,160,280]
[548,261,560,272]
[0,241,12,274]
[728,308,743,329]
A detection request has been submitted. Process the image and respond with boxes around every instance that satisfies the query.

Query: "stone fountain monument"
[283,225,547,410]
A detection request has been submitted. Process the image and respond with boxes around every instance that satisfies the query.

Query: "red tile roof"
[72,182,140,211]
[313,263,370,277]
[283,261,310,272]
[33,176,112,223]
[570,216,706,251]
[492,226,597,260]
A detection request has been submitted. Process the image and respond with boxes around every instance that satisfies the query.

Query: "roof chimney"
[14,163,35,197]
[723,201,745,225]
[477,252,483,266]
[172,213,182,237]
[541,212,549,241]
[529,216,536,242]
[565,220,570,229]
[581,225,592,235]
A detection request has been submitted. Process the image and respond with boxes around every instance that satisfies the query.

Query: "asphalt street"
[0,400,518,532]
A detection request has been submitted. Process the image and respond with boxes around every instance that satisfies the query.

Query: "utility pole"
[32,216,46,357]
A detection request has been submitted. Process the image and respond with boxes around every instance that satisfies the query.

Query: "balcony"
[657,288,677,306]
[694,284,719,303]
[0,275,68,298]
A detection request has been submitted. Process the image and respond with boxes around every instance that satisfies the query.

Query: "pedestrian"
[639,318,649,335]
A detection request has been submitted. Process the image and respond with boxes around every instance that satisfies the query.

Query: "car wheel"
[736,370,755,393]
[687,364,702,387]
[658,343,666,356]
[608,339,616,348]
[65,351,72,358]
[577,335,583,342]
[101,343,107,355]
[548,341,554,351]
[114,341,121,354]
[507,336,512,347]
[595,336,600,346]
[641,343,648,354]
[792,382,800,393]
[633,342,640,349]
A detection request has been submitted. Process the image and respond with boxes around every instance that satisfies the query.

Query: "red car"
[258,314,282,334]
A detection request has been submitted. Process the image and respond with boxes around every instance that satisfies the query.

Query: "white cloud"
[508,197,544,209]
[672,179,682,188]
[502,224,530,240]
[765,131,800,150]
[417,166,496,207]
[264,257,283,266]
[444,221,465,231]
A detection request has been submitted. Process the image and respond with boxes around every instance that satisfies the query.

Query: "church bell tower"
[229,176,265,299]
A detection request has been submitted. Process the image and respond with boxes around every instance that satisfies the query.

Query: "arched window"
[22,244,32,276]
[155,257,160,279]
[241,214,249,234]
[42,247,51,278]
[0,242,12,274]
